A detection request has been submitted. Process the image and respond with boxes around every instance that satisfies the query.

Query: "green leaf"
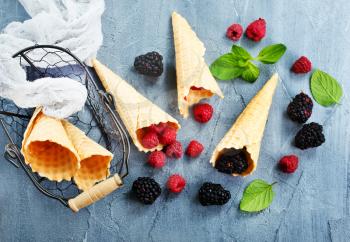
[256,44,287,64]
[310,69,343,106]
[210,53,245,80]
[231,45,253,61]
[240,179,275,212]
[241,62,260,83]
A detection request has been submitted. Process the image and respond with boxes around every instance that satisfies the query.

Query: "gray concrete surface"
[0,0,349,241]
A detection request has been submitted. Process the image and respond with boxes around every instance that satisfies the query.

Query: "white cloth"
[0,0,105,119]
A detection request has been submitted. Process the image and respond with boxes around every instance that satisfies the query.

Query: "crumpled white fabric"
[0,0,105,119]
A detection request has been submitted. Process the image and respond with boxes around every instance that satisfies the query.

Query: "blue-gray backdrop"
[0,0,349,241]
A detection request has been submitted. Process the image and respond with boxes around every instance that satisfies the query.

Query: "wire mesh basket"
[0,45,130,212]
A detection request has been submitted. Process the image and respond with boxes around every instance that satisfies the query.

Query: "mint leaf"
[310,69,343,106]
[256,44,287,64]
[241,62,260,83]
[240,179,275,212]
[231,45,253,61]
[210,53,245,80]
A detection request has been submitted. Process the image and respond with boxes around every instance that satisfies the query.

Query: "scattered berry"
[159,127,177,145]
[165,141,183,158]
[279,155,299,173]
[134,51,163,76]
[167,174,186,193]
[198,182,231,206]
[291,56,312,74]
[295,122,325,150]
[193,103,213,123]
[186,140,204,158]
[147,122,167,134]
[148,151,166,168]
[245,18,266,42]
[215,148,249,174]
[287,92,313,123]
[141,131,159,149]
[226,23,243,41]
[132,177,161,204]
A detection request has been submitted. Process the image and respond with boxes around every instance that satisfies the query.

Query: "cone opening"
[136,121,180,149]
[26,141,79,181]
[184,86,214,103]
[74,155,111,191]
[214,147,255,176]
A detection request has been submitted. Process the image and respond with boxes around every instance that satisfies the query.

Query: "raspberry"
[159,127,177,145]
[186,140,204,158]
[148,151,166,168]
[226,23,243,41]
[287,92,313,123]
[198,182,231,206]
[165,141,183,158]
[167,174,186,193]
[134,51,163,76]
[132,177,161,204]
[291,56,312,74]
[147,122,167,134]
[279,155,299,173]
[295,122,325,149]
[193,103,213,123]
[141,131,159,149]
[245,18,266,42]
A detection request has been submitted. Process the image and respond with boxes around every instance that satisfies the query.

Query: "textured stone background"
[0,0,350,241]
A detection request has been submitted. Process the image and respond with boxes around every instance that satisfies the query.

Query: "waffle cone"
[62,121,113,191]
[21,108,80,181]
[92,59,180,152]
[210,74,279,176]
[172,12,224,118]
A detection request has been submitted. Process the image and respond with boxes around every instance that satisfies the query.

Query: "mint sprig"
[240,179,276,212]
[310,69,343,107]
[210,43,286,83]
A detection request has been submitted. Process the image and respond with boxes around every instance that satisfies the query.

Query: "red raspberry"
[141,131,159,149]
[291,56,312,74]
[186,140,204,158]
[167,174,186,193]
[165,141,183,158]
[147,122,167,134]
[148,151,166,168]
[193,103,213,123]
[226,23,243,41]
[159,127,177,145]
[245,18,266,42]
[279,155,299,173]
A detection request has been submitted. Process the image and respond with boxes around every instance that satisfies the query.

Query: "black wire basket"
[0,45,130,212]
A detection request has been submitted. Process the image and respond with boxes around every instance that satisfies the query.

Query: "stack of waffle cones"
[210,74,279,176]
[172,12,224,118]
[21,108,113,191]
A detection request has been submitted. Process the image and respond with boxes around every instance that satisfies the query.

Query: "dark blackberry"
[215,148,249,174]
[132,177,161,204]
[295,122,325,149]
[134,51,163,76]
[198,182,231,206]
[287,92,313,123]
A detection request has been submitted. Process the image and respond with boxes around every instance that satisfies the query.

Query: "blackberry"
[295,122,325,149]
[215,148,249,174]
[134,51,163,76]
[198,182,231,206]
[287,92,313,123]
[132,177,161,204]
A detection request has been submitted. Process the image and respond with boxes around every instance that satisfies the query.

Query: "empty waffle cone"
[21,108,80,181]
[62,121,113,191]
[172,12,224,118]
[210,74,279,176]
[92,59,180,152]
